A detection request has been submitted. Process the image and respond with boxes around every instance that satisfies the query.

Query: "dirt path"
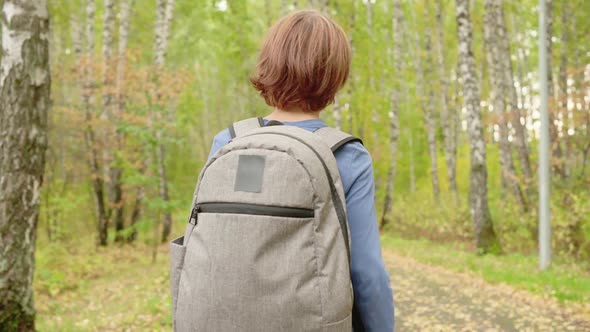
[384,251,590,331]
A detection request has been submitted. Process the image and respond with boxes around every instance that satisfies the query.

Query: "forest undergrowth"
[34,213,590,331]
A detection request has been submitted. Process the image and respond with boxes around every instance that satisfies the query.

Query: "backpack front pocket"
[175,208,322,332]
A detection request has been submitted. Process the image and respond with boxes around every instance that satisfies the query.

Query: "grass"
[381,233,590,305]
[33,230,589,330]
[35,239,172,331]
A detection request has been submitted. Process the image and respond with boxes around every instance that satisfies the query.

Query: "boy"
[208,10,394,331]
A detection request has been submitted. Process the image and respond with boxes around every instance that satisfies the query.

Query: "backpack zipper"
[196,202,314,219]
[189,205,200,225]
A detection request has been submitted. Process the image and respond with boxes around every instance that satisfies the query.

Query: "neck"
[265,108,321,122]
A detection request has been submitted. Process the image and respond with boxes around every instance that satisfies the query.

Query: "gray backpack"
[170,117,362,331]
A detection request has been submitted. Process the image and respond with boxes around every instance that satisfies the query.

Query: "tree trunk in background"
[345,0,356,133]
[455,0,500,253]
[365,0,375,140]
[452,63,461,167]
[495,0,532,184]
[512,13,536,131]
[154,0,174,67]
[408,131,416,193]
[102,0,115,113]
[135,0,166,241]
[318,0,329,13]
[265,0,272,27]
[435,0,458,194]
[381,0,403,228]
[570,2,587,176]
[558,2,570,176]
[111,0,132,242]
[82,0,108,246]
[281,0,289,13]
[71,14,83,61]
[0,0,50,328]
[333,97,343,130]
[484,0,526,211]
[101,0,121,242]
[327,1,341,130]
[545,0,565,178]
[413,8,439,200]
[424,33,440,199]
[154,0,175,243]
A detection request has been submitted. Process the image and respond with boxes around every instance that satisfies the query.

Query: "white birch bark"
[81,0,108,246]
[364,0,377,141]
[455,0,499,252]
[545,0,565,177]
[70,14,83,63]
[408,130,416,193]
[484,0,526,210]
[153,0,175,242]
[558,2,570,175]
[100,0,119,240]
[570,3,588,175]
[102,0,115,98]
[345,0,357,133]
[424,32,440,199]
[116,0,131,112]
[411,4,439,199]
[435,0,458,194]
[112,0,133,241]
[494,0,532,183]
[381,0,403,228]
[0,0,50,327]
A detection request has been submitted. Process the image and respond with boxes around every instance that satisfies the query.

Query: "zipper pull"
[189,206,199,225]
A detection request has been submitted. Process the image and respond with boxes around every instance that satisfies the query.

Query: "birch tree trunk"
[412,5,439,199]
[455,0,500,253]
[111,0,132,241]
[364,0,376,140]
[570,3,587,176]
[484,0,526,211]
[333,95,342,130]
[545,0,565,178]
[70,14,83,62]
[512,13,536,130]
[558,2,570,176]
[495,0,532,183]
[102,0,115,113]
[154,0,175,242]
[424,32,440,199]
[265,0,272,27]
[345,0,356,133]
[488,11,508,196]
[435,0,458,194]
[408,130,416,193]
[280,0,289,13]
[82,0,109,246]
[381,0,403,228]
[0,0,50,328]
[100,0,121,242]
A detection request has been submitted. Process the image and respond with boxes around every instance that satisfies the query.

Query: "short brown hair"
[250,10,351,113]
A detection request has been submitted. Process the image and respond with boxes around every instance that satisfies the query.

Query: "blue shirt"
[208,118,395,332]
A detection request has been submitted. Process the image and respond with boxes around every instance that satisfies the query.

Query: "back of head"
[250,10,352,113]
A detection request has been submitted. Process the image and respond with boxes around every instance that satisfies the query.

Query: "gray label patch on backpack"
[234,155,265,193]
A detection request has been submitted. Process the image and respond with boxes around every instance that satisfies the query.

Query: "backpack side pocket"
[170,236,187,320]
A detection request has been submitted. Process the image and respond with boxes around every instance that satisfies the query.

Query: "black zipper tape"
[197,202,314,219]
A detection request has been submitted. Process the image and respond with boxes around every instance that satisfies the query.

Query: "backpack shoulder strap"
[314,127,363,152]
[228,117,265,139]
